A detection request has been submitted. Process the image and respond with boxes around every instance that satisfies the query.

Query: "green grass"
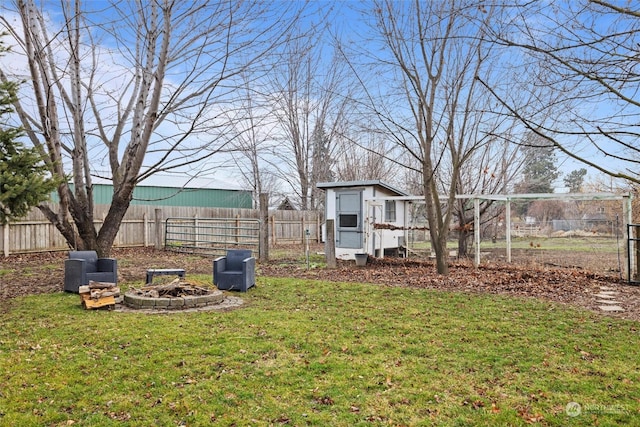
[412,236,621,253]
[268,249,327,269]
[0,278,638,426]
[486,236,621,253]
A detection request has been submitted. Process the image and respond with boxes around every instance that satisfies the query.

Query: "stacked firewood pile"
[79,281,121,310]
[128,278,213,298]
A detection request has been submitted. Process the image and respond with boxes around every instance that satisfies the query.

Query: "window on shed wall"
[339,214,358,228]
[385,200,396,222]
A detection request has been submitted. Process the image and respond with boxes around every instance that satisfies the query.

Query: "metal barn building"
[52,183,252,209]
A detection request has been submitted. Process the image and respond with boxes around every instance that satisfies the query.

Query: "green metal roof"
[51,184,252,208]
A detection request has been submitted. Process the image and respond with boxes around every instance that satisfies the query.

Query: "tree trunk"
[431,231,449,275]
[94,185,135,257]
[458,229,469,258]
[423,176,449,275]
[4,1,299,259]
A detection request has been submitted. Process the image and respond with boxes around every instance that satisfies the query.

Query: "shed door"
[335,190,362,249]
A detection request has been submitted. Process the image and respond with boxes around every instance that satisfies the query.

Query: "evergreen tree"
[0,52,57,224]
[564,168,587,192]
[513,132,560,216]
[519,141,559,194]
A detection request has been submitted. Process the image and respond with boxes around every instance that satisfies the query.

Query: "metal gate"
[165,217,260,257]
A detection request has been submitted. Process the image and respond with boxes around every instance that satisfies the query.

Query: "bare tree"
[480,0,640,184]
[453,134,524,256]
[0,0,298,256]
[332,133,394,183]
[223,72,280,209]
[352,0,502,274]
[267,26,353,210]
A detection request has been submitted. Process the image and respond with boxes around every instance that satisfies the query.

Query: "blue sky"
[1,0,635,193]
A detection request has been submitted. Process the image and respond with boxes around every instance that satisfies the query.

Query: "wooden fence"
[1,203,322,256]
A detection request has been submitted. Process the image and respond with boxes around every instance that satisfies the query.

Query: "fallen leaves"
[259,255,640,322]
[4,246,640,322]
[314,395,334,406]
[517,407,545,423]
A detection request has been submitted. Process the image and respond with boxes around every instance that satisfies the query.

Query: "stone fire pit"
[123,278,225,310]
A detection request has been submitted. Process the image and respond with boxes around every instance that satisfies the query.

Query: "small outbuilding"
[317,180,409,260]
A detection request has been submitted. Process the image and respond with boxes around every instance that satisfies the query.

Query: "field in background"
[404,235,624,276]
[478,236,624,275]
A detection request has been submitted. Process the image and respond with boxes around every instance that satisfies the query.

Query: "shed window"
[339,214,358,228]
[385,200,396,222]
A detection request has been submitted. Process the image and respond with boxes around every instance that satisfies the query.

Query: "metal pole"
[623,194,633,281]
[474,198,480,267]
[506,199,512,263]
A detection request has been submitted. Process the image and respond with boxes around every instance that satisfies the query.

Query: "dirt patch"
[0,248,212,302]
[2,246,640,321]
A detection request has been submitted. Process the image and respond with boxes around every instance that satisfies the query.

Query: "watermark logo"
[566,401,628,417]
[566,402,581,417]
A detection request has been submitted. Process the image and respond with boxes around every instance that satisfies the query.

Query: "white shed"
[317,180,409,260]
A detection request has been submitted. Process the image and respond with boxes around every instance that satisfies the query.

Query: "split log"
[82,295,116,309]
[88,281,118,289]
[133,278,212,297]
[142,277,182,293]
[90,287,121,299]
[80,281,120,309]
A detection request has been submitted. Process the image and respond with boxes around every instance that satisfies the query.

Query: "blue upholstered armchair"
[64,251,118,293]
[213,249,255,292]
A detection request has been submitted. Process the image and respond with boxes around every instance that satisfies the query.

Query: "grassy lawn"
[412,236,621,253]
[0,277,638,426]
[485,236,622,253]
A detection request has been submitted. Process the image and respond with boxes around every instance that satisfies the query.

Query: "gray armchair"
[64,251,118,293]
[213,249,255,292]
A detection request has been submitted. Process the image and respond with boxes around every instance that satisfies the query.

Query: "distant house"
[317,180,409,260]
[277,196,297,211]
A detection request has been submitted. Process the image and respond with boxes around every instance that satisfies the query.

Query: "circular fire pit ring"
[124,289,225,310]
[123,280,226,311]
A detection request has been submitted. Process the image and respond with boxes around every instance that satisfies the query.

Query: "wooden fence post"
[235,214,240,245]
[259,193,269,261]
[143,213,148,247]
[155,208,163,249]
[270,214,276,246]
[3,223,9,257]
[194,214,199,248]
[325,219,336,268]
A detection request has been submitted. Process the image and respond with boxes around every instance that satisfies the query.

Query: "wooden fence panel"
[2,203,322,256]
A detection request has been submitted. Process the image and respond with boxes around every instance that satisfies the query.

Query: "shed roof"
[317,180,408,196]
